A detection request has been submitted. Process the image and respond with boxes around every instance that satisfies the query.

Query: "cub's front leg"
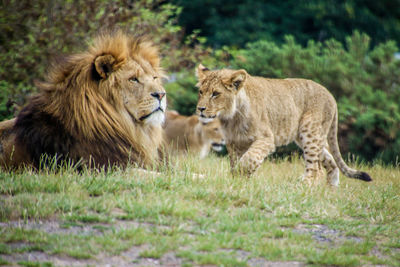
[234,136,276,176]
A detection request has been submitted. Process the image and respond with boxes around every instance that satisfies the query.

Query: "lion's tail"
[327,110,372,182]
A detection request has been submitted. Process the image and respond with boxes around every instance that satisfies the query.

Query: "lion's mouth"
[139,107,164,121]
[211,142,224,152]
[199,114,216,123]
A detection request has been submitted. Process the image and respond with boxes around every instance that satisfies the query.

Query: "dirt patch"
[0,219,172,236]
[218,249,304,267]
[0,220,184,266]
[0,220,309,266]
[247,259,304,267]
[293,224,363,244]
[0,245,184,267]
[159,252,183,266]
[0,220,105,236]
[1,251,94,266]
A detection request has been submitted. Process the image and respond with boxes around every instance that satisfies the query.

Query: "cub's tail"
[328,111,372,182]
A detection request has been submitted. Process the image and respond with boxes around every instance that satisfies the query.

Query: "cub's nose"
[198,107,206,112]
[151,92,166,100]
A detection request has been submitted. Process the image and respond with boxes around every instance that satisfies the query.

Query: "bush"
[0,81,14,122]
[165,72,198,115]
[0,0,192,119]
[173,0,400,48]
[230,32,400,163]
[0,81,35,122]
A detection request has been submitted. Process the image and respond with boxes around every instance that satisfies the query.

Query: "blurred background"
[1,0,399,164]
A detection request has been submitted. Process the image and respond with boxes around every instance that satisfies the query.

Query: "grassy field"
[0,154,399,266]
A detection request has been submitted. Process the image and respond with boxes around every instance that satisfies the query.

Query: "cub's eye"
[199,91,203,95]
[212,91,220,98]
[129,77,139,83]
[214,128,219,131]
[153,76,158,80]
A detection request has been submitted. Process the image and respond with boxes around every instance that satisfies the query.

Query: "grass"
[0,154,399,266]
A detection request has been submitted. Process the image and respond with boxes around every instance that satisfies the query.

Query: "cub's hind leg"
[297,114,324,184]
[320,147,340,186]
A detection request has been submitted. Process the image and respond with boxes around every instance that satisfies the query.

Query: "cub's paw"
[231,161,254,178]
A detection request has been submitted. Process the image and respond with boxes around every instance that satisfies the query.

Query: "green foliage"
[173,0,400,48]
[0,82,13,122]
[230,32,400,163]
[0,0,187,113]
[0,81,34,121]
[165,72,198,115]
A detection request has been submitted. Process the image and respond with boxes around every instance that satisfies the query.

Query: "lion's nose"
[198,107,206,112]
[151,92,166,100]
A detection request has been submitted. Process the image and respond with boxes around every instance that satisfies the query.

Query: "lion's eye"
[199,91,203,95]
[214,128,218,131]
[212,91,220,98]
[129,77,139,83]
[153,76,158,80]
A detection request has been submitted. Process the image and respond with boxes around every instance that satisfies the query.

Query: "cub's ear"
[196,64,210,81]
[94,54,116,79]
[222,69,247,91]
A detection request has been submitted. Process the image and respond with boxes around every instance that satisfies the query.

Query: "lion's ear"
[222,69,247,91]
[196,64,210,81]
[94,54,116,79]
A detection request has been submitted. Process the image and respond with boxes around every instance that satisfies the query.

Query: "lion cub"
[195,64,372,185]
[163,110,225,158]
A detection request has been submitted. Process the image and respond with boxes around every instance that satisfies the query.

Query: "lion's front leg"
[234,137,275,176]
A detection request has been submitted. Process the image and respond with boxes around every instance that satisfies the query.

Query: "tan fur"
[0,31,167,170]
[163,110,225,158]
[0,119,29,169]
[196,65,372,185]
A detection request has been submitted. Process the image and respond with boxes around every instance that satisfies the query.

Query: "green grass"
[0,154,399,266]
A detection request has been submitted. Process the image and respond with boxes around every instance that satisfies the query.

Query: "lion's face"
[95,53,166,127]
[195,64,247,123]
[117,60,166,125]
[201,119,225,152]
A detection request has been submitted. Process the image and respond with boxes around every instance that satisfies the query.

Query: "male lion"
[163,110,225,158]
[0,31,166,170]
[195,64,372,185]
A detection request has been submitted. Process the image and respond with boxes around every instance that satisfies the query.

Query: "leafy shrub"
[0,81,14,122]
[173,0,400,48]
[165,72,198,115]
[0,0,195,119]
[0,81,35,122]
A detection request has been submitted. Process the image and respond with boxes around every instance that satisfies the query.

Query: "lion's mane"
[10,31,164,169]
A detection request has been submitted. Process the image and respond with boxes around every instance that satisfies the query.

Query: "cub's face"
[195,64,247,123]
[201,119,225,151]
